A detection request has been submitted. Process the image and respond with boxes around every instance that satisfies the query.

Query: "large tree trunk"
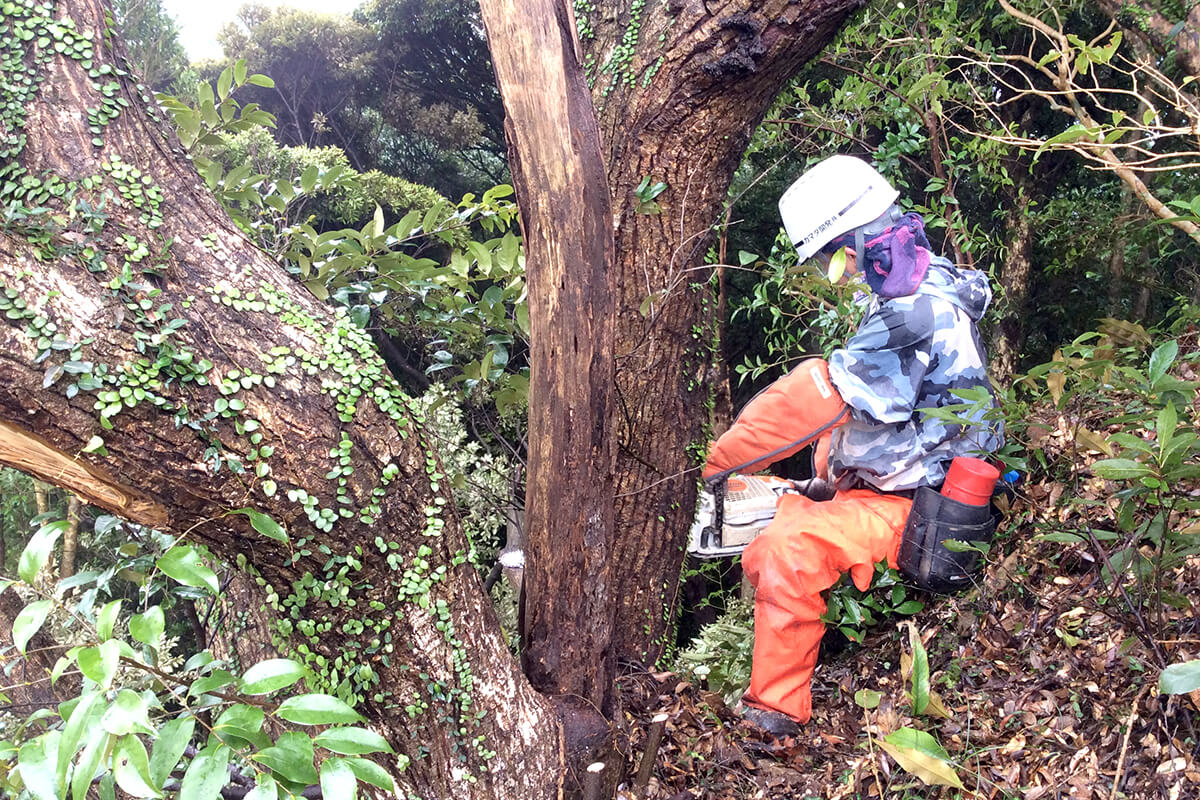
[994,182,1034,381]
[0,0,560,796]
[583,0,868,662]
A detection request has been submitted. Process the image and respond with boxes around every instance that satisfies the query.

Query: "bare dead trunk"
[0,0,559,795]
[479,2,620,782]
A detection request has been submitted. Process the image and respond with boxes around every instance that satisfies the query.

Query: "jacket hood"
[918,256,992,321]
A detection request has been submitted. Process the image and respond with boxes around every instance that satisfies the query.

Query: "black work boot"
[738,703,802,738]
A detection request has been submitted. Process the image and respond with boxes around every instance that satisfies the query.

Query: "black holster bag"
[897,486,996,593]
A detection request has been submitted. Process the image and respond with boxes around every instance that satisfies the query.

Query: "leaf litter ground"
[616,418,1200,799]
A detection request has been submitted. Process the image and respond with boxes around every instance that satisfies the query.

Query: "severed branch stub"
[582,761,606,800]
[633,712,670,793]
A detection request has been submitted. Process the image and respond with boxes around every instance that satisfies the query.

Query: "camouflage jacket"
[827,257,1003,492]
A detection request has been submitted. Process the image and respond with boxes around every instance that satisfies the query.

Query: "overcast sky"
[162,0,360,62]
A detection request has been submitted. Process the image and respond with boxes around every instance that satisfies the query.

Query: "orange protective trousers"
[740,488,913,723]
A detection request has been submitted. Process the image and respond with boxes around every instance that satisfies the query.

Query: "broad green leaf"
[233,59,247,86]
[244,774,279,800]
[300,165,319,194]
[100,689,155,736]
[149,716,195,789]
[1157,403,1178,461]
[879,727,963,788]
[13,599,52,654]
[1037,531,1085,543]
[1160,660,1200,695]
[229,508,288,542]
[77,639,120,688]
[253,732,318,786]
[157,545,219,593]
[18,731,61,800]
[216,67,233,101]
[96,599,121,641]
[58,690,104,793]
[314,727,394,756]
[320,757,357,800]
[113,735,161,798]
[854,689,882,709]
[130,606,165,645]
[240,658,307,695]
[246,73,275,88]
[342,757,395,792]
[19,520,67,584]
[1092,458,1151,481]
[904,622,930,715]
[276,693,363,725]
[179,745,230,800]
[214,704,266,743]
[72,726,110,800]
[189,669,237,697]
[1149,340,1179,386]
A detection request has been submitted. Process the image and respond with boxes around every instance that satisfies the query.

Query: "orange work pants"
[741,488,913,723]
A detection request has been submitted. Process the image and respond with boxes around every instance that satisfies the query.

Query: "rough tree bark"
[0,0,560,796]
[993,177,1035,381]
[575,0,869,663]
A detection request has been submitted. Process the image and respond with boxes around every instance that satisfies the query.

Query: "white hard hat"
[779,155,900,261]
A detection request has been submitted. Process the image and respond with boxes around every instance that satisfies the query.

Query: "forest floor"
[617,413,1200,798]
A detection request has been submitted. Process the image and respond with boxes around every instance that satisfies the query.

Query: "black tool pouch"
[897,486,996,593]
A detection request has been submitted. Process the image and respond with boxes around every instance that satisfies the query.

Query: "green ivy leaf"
[854,689,882,709]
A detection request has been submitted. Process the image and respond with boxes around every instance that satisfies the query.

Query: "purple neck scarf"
[825,212,932,297]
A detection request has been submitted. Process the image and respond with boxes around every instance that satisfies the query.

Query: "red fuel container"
[942,457,1000,506]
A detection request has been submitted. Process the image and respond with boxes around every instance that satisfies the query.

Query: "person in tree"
[703,154,1003,735]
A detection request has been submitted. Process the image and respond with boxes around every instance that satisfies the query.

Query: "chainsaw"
[688,474,799,559]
